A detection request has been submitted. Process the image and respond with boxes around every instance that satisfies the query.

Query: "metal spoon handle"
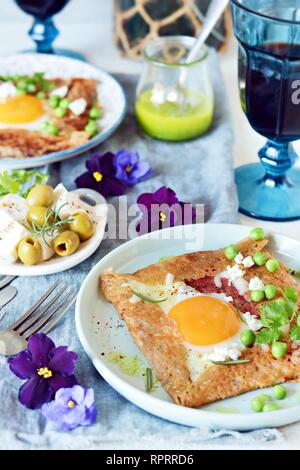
[186,0,229,64]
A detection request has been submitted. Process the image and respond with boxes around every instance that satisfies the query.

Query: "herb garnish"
[145,368,156,392]
[130,290,167,303]
[256,297,299,345]
[212,359,251,365]
[0,170,48,198]
[24,203,74,247]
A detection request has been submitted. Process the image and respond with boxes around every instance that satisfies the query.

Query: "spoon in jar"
[178,0,229,105]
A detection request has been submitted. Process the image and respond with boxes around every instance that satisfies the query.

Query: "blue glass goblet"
[231,0,300,221]
[14,0,85,61]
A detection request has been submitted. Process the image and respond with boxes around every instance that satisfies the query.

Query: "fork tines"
[10,283,77,339]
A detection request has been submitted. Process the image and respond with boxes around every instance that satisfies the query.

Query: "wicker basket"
[114,0,231,58]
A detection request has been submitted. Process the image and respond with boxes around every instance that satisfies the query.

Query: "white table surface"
[0,1,300,449]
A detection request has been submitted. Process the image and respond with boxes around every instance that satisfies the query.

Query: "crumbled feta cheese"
[150,84,165,105]
[129,294,140,304]
[165,273,174,288]
[242,311,263,331]
[51,85,68,98]
[204,343,243,362]
[242,256,255,268]
[68,97,87,116]
[226,264,245,286]
[0,81,17,103]
[224,296,233,303]
[249,277,264,291]
[260,344,270,353]
[234,253,243,264]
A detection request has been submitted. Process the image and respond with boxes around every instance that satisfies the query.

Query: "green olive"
[52,230,80,257]
[26,206,53,228]
[26,184,54,208]
[18,236,42,265]
[69,212,94,241]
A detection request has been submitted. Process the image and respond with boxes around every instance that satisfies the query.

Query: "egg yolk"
[167,296,241,346]
[0,96,45,124]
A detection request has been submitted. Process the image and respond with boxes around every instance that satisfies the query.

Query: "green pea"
[264,284,277,300]
[249,227,265,241]
[36,91,46,99]
[257,394,271,404]
[43,122,58,136]
[284,287,298,303]
[240,329,256,347]
[251,397,264,413]
[17,79,27,90]
[253,251,267,266]
[251,290,265,302]
[26,83,36,93]
[59,98,70,110]
[89,107,101,119]
[85,120,98,136]
[271,341,287,359]
[263,402,279,412]
[224,244,239,260]
[266,258,280,273]
[273,384,287,400]
[49,94,60,108]
[55,107,67,118]
[17,88,26,96]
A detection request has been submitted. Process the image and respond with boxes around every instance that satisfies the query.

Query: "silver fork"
[0,282,77,356]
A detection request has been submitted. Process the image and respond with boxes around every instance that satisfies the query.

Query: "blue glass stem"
[29,17,59,54]
[259,140,298,185]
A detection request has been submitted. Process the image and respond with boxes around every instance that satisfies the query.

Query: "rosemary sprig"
[212,359,251,365]
[235,304,247,324]
[145,368,157,392]
[131,290,167,303]
[24,203,74,247]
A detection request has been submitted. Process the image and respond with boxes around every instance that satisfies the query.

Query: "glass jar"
[135,36,214,142]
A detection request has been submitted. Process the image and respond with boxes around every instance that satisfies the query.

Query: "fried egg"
[126,274,246,381]
[0,95,47,130]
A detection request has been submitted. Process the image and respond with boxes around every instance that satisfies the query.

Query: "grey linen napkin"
[0,54,281,449]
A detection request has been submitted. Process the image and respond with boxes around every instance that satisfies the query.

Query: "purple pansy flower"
[136,186,196,235]
[8,333,78,410]
[42,385,97,431]
[113,148,153,186]
[75,152,127,197]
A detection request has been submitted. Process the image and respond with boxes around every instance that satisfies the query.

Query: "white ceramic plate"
[75,223,300,431]
[0,188,108,276]
[0,54,127,170]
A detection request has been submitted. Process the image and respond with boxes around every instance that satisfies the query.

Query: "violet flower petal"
[75,171,97,190]
[100,152,115,175]
[85,153,102,172]
[48,346,78,376]
[8,351,36,379]
[19,376,52,410]
[56,384,84,405]
[27,333,55,366]
[48,373,78,393]
[137,192,155,210]
[130,162,153,181]
[154,186,179,205]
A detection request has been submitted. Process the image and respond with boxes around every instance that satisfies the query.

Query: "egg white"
[126,273,247,382]
[0,114,48,131]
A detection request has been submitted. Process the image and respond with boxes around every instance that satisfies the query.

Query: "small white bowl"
[0,188,108,276]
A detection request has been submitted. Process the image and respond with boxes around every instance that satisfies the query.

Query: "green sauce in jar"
[135,88,214,141]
